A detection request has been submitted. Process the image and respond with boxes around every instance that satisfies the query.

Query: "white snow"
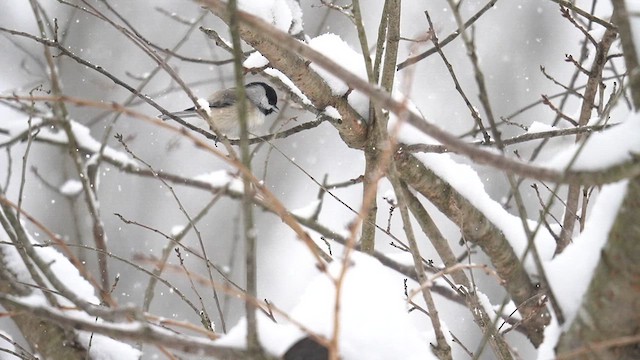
[544,180,628,325]
[307,33,369,118]
[546,114,640,170]
[194,169,244,193]
[527,121,557,134]
[214,315,304,356]
[475,289,499,320]
[170,225,185,236]
[29,120,138,168]
[248,32,369,118]
[77,330,142,360]
[382,189,397,205]
[264,68,312,106]
[197,98,211,118]
[0,241,98,305]
[60,179,83,196]
[215,253,437,359]
[244,52,269,69]
[536,312,562,360]
[0,237,141,359]
[291,199,321,218]
[285,0,304,35]
[308,34,362,96]
[238,0,303,33]
[411,151,557,266]
[323,106,341,120]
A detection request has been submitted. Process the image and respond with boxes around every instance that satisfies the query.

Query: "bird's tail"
[159,109,201,120]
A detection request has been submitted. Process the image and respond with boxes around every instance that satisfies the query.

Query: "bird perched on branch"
[160,82,278,136]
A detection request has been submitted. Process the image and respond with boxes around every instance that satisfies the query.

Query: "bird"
[283,337,328,360]
[160,82,278,136]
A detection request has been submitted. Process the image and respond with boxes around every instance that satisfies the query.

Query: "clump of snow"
[0,237,141,359]
[308,33,369,118]
[412,151,557,266]
[77,330,142,360]
[60,179,83,196]
[544,180,628,325]
[244,52,269,69]
[1,236,99,305]
[291,199,321,218]
[536,313,562,360]
[286,0,304,35]
[197,98,211,118]
[71,121,137,167]
[170,225,185,236]
[238,0,303,34]
[308,34,362,96]
[346,90,369,120]
[216,253,437,359]
[194,170,243,193]
[382,189,397,205]
[527,121,556,133]
[31,120,138,168]
[475,289,500,320]
[241,0,304,78]
[214,315,304,356]
[323,106,341,120]
[264,68,312,106]
[473,289,521,331]
[546,114,640,170]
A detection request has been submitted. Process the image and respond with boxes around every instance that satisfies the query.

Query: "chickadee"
[160,82,278,135]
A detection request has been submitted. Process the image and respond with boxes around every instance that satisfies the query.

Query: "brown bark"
[395,152,550,346]
[556,176,640,359]
[0,255,88,360]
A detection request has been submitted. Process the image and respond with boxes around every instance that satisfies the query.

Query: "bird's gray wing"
[174,88,236,112]
[159,87,237,120]
[207,88,237,108]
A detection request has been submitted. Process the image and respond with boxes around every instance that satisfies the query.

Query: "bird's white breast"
[207,105,264,136]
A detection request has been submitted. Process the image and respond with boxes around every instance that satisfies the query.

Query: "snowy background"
[0,0,637,359]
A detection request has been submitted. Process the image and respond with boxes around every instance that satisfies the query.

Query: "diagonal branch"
[395,153,549,345]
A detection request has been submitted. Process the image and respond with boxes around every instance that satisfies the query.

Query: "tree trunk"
[556,176,640,359]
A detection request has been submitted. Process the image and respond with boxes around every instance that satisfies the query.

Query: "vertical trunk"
[556,177,640,359]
